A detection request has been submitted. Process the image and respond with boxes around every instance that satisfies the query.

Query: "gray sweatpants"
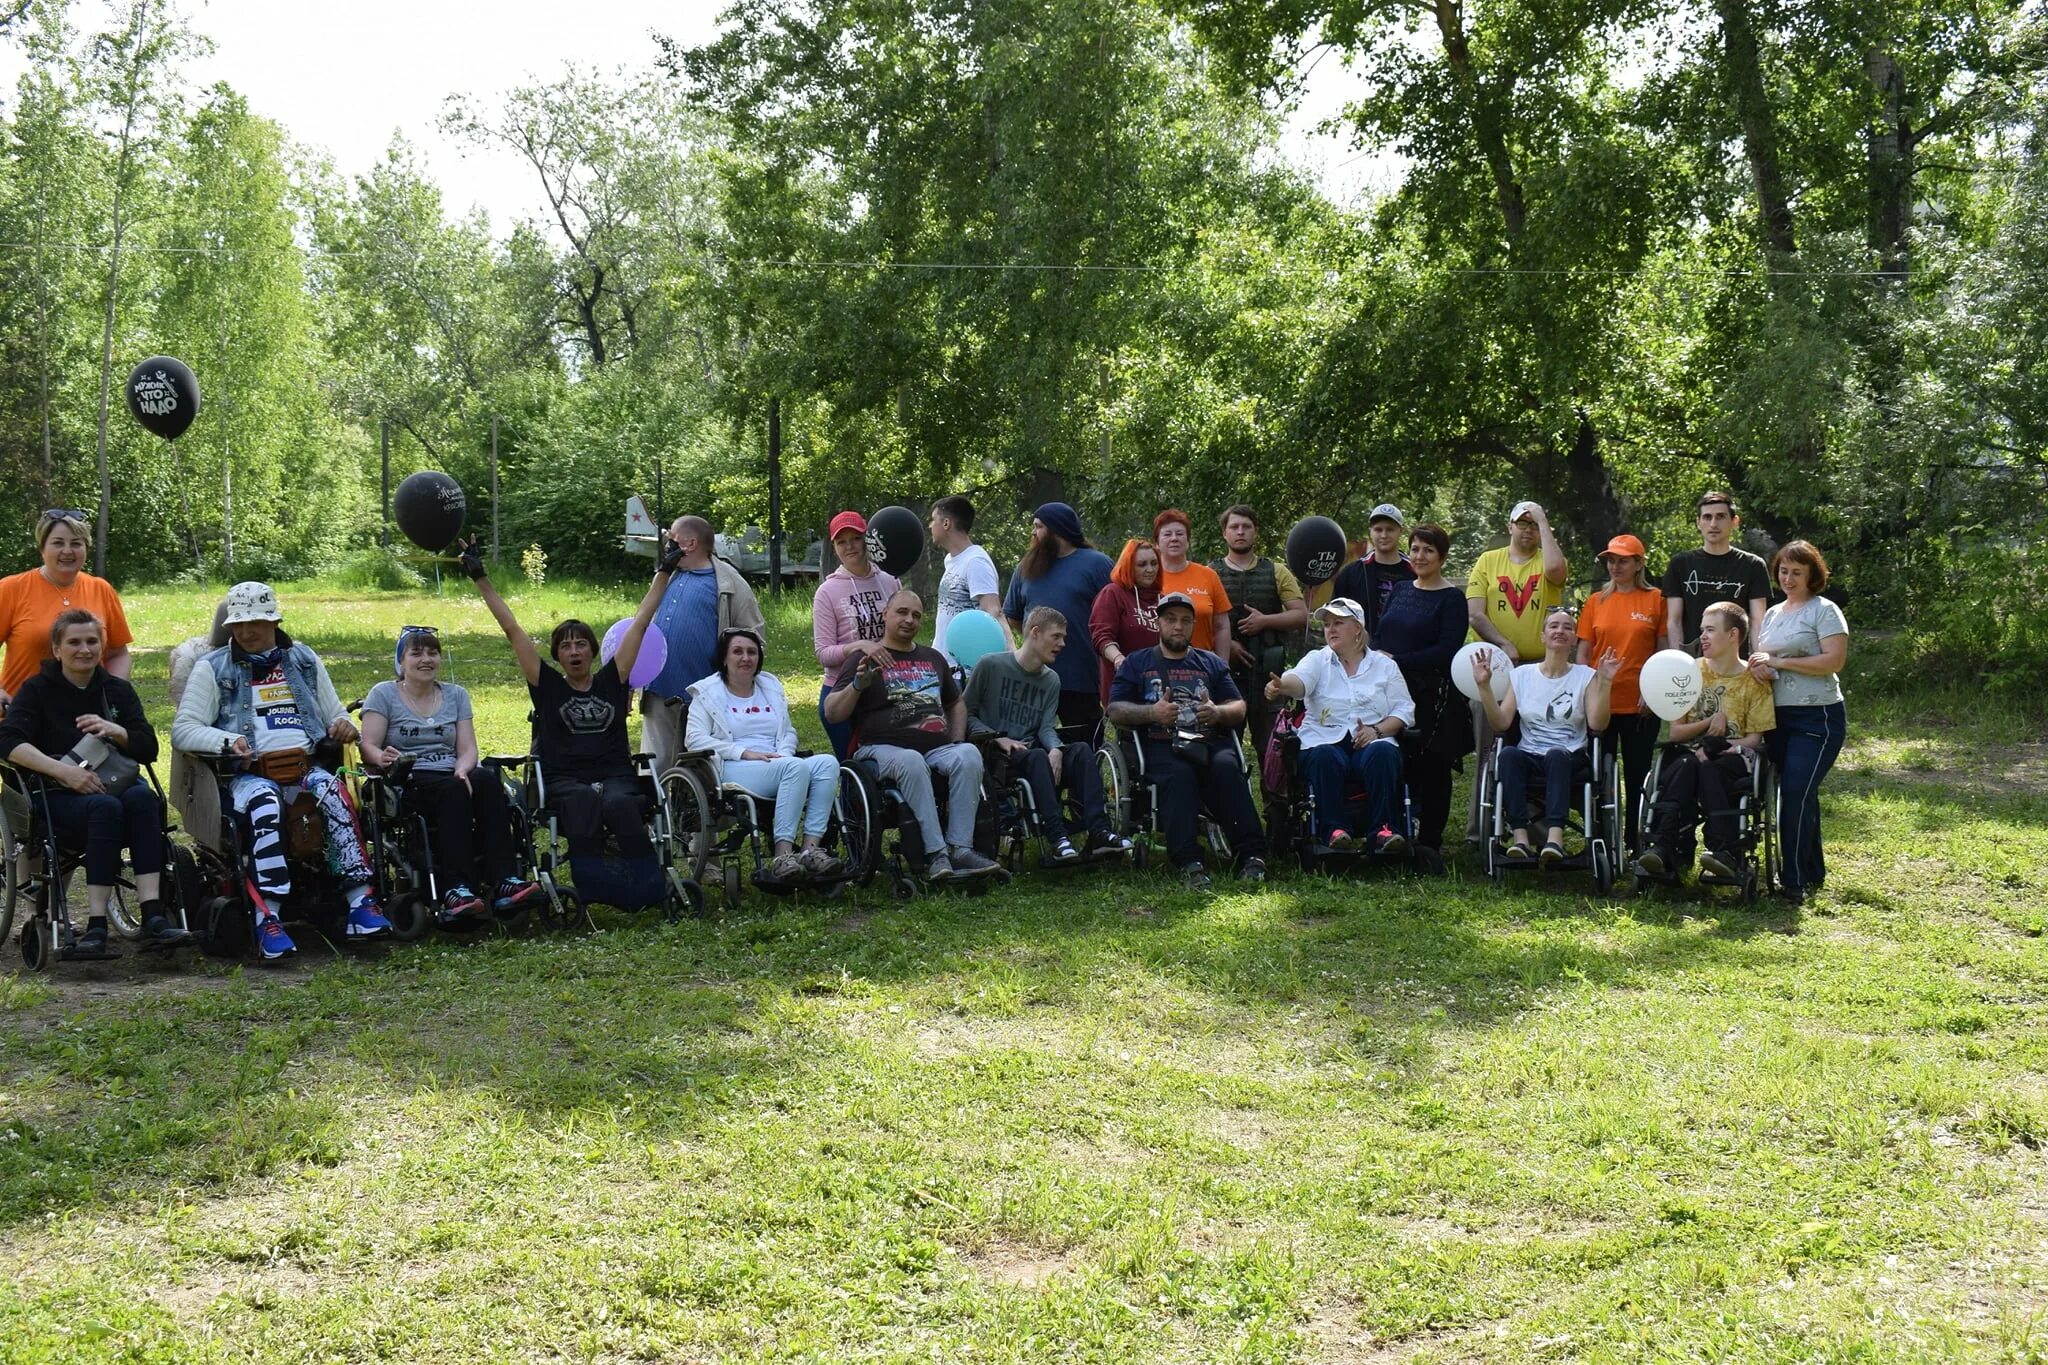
[855,741,983,856]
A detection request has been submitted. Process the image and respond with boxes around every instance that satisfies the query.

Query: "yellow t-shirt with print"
[1464,546,1565,660]
[1685,658,1775,736]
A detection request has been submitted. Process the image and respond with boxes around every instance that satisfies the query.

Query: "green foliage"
[333,547,427,592]
[1896,545,2048,694]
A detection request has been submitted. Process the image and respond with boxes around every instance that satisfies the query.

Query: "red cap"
[828,511,868,539]
[1599,533,1647,560]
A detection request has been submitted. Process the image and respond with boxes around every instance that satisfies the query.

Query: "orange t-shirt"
[1576,585,1664,714]
[1158,563,1233,652]
[0,568,134,696]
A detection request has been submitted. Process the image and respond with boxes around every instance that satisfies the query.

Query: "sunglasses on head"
[1546,606,1578,620]
[41,508,88,523]
[399,625,441,642]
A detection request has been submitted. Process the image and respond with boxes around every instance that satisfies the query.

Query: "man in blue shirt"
[643,515,765,772]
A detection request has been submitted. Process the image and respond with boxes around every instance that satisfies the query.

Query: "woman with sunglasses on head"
[360,625,541,927]
[685,627,844,884]
[0,509,134,713]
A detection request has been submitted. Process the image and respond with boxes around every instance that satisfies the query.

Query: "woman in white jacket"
[685,628,844,883]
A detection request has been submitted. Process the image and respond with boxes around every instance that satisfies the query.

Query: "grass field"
[1,581,2045,1362]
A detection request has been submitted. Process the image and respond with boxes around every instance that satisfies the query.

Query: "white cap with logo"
[1368,503,1405,527]
[221,581,282,625]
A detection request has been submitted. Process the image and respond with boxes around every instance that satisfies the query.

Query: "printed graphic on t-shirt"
[252,664,304,738]
[558,691,617,735]
[392,716,455,765]
[1130,597,1159,632]
[1677,565,1752,601]
[882,655,947,734]
[1138,658,1216,738]
[1494,570,1544,619]
[1544,686,1581,726]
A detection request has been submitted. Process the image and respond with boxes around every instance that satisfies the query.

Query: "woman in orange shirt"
[1576,533,1664,855]
[0,510,134,710]
[1151,509,1232,658]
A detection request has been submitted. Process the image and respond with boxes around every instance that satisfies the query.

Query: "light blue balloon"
[948,611,1007,670]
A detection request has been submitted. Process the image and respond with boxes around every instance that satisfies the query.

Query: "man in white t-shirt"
[929,495,1013,665]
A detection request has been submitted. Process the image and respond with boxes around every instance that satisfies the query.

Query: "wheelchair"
[1098,722,1261,876]
[167,740,381,960]
[0,762,198,971]
[1263,715,1446,878]
[977,727,1136,875]
[837,749,1010,901]
[358,752,543,938]
[1476,726,1624,894]
[1630,744,1779,903]
[513,730,704,927]
[663,748,876,911]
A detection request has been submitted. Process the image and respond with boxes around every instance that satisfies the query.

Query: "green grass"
[2,582,2045,1361]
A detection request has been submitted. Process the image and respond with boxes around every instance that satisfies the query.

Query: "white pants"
[726,754,839,844]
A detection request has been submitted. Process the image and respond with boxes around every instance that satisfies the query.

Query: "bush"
[1897,544,2048,695]
[333,548,428,592]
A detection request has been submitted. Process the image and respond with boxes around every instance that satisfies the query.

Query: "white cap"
[1510,500,1543,524]
[1368,503,1405,527]
[1313,596,1367,624]
[221,581,282,624]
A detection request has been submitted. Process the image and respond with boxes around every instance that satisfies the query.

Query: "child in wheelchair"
[1636,602,1775,882]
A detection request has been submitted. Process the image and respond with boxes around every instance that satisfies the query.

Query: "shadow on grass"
[0,857,1805,1233]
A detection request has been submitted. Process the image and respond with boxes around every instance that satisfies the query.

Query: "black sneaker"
[1087,830,1132,860]
[1539,840,1566,865]
[1239,857,1268,884]
[64,915,112,959]
[1699,850,1738,880]
[1635,846,1669,877]
[1049,837,1082,863]
[141,911,193,950]
[1182,862,1212,891]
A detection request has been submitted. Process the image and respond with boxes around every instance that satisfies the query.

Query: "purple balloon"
[599,618,668,689]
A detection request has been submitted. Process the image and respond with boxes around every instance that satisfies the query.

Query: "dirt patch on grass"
[1844,739,2048,801]
[1300,1300,1482,1363]
[0,950,322,1034]
[958,1237,1075,1290]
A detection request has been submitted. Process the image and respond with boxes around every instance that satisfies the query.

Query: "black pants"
[1603,711,1662,853]
[1057,689,1103,734]
[1005,743,1109,843]
[42,783,164,886]
[1235,672,1281,783]
[412,771,519,889]
[1648,747,1750,860]
[1138,736,1267,869]
[549,777,652,857]
[1404,750,1456,852]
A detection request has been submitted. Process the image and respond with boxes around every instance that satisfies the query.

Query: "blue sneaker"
[345,900,394,939]
[256,913,297,961]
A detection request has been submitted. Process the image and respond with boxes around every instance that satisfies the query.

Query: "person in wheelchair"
[462,536,673,867]
[0,609,188,955]
[359,625,541,927]
[823,589,998,882]
[1263,596,1414,854]
[683,626,845,884]
[1471,608,1621,864]
[963,606,1130,863]
[1106,592,1268,890]
[1636,602,1775,882]
[170,581,394,959]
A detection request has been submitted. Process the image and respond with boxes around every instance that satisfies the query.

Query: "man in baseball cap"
[1104,592,1268,890]
[1462,500,1569,841]
[1327,502,1414,635]
[171,582,392,959]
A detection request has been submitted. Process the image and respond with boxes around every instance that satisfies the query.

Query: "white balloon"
[1451,642,1513,704]
[1639,648,1704,721]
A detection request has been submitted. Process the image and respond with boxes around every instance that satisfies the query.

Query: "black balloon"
[866,505,925,574]
[1285,515,1348,587]
[125,356,200,441]
[393,471,467,552]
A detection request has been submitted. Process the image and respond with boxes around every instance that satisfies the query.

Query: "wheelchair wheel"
[20,914,51,971]
[1592,841,1614,895]
[892,876,917,901]
[660,766,715,885]
[0,795,23,947]
[835,765,883,887]
[1100,742,1135,838]
[672,867,707,920]
[387,891,431,942]
[722,859,743,911]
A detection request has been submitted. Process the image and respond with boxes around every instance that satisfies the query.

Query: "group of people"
[0,487,1850,965]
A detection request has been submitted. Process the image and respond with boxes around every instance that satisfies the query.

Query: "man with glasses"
[0,509,134,712]
[1662,491,1769,653]
[641,514,765,773]
[1463,499,1569,841]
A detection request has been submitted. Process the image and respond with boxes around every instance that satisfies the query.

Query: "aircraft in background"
[623,496,825,584]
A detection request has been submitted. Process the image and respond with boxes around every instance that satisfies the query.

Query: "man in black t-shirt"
[824,589,997,882]
[1326,503,1415,634]
[1662,491,1770,652]
[1106,593,1268,889]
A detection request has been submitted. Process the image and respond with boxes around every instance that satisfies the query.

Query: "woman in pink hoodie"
[811,510,900,757]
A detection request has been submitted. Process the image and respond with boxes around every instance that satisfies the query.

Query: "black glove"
[457,536,487,581]
[657,533,685,574]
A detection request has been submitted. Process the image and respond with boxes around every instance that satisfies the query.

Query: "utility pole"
[767,397,784,595]
[380,419,390,549]
[490,413,501,561]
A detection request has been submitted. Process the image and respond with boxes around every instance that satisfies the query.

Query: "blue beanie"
[1035,502,1086,547]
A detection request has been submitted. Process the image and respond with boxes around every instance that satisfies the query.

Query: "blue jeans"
[40,782,164,887]
[1496,745,1592,835]
[1768,701,1846,894]
[725,754,840,843]
[818,682,852,760]
[1299,738,1403,843]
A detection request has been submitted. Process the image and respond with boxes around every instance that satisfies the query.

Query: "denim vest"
[203,642,330,745]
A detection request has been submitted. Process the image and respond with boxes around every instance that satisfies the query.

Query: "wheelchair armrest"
[183,749,245,779]
[366,753,418,785]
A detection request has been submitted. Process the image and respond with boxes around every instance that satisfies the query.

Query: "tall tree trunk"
[1865,47,1910,279]
[35,203,53,498]
[1431,0,1525,244]
[89,0,152,578]
[1712,0,1796,263]
[1561,413,1629,554]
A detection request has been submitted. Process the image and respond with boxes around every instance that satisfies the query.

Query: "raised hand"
[457,534,488,581]
[657,533,686,575]
[1595,648,1624,682]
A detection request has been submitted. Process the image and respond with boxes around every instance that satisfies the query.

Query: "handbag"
[63,733,142,796]
[251,748,311,784]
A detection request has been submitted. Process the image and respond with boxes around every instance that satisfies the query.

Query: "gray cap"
[1368,503,1405,528]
